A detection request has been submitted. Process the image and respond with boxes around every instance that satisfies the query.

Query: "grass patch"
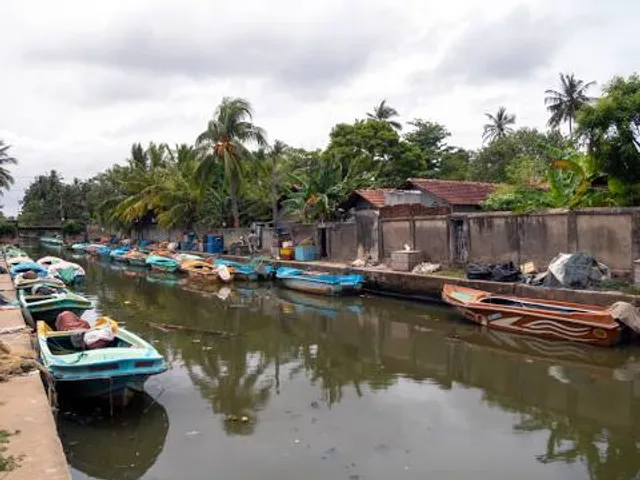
[597,279,640,295]
[431,268,466,279]
[0,429,23,472]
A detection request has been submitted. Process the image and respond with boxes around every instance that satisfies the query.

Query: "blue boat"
[10,261,49,278]
[275,267,364,296]
[213,259,258,281]
[37,318,167,403]
[110,247,131,262]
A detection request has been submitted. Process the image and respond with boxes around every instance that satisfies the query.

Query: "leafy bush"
[61,219,85,235]
[0,221,17,236]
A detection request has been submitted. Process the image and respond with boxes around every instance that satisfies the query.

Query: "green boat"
[145,255,179,273]
[19,286,92,325]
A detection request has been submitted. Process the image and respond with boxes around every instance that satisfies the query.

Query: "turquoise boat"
[275,267,364,296]
[19,286,92,325]
[70,243,89,252]
[146,255,179,273]
[40,235,64,246]
[37,318,167,402]
[213,259,258,281]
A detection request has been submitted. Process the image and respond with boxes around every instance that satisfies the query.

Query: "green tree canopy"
[545,73,596,134]
[482,107,516,143]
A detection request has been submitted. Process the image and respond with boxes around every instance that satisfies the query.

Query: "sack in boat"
[56,311,91,331]
[490,262,521,282]
[83,324,115,349]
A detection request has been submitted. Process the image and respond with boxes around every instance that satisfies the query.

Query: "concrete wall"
[355,210,379,261]
[327,222,357,261]
[414,217,449,262]
[376,208,640,273]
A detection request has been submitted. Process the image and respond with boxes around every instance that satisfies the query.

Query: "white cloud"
[0,0,638,214]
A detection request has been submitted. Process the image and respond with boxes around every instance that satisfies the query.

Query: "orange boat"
[441,284,625,347]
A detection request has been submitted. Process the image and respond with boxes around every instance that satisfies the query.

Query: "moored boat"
[146,255,179,273]
[40,235,64,246]
[179,259,218,278]
[125,250,149,267]
[10,261,49,278]
[70,242,89,252]
[110,247,131,263]
[275,267,364,296]
[441,284,627,347]
[19,285,92,326]
[37,317,167,402]
[212,258,258,281]
[37,256,64,268]
[7,255,33,269]
[48,261,86,285]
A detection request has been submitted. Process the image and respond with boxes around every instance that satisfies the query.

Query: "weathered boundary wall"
[378,208,640,273]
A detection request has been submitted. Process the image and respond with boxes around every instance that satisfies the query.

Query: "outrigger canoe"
[146,255,179,273]
[275,267,363,296]
[441,284,628,347]
[37,317,167,401]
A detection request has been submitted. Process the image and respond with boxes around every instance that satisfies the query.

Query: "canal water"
[29,246,640,479]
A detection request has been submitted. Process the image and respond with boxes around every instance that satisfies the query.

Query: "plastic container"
[205,237,224,254]
[294,245,317,261]
[279,247,294,260]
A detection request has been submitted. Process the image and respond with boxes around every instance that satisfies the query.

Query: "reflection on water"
[25,246,640,479]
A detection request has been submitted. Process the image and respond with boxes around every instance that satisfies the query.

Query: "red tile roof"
[354,189,393,208]
[408,179,498,206]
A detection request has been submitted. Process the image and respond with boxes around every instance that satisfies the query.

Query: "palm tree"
[545,73,596,135]
[366,99,402,131]
[482,107,516,143]
[269,140,287,239]
[0,140,17,193]
[196,97,267,229]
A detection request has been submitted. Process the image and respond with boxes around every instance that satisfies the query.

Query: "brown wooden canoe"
[441,284,623,347]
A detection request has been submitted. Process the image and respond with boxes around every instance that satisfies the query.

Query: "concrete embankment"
[0,269,69,479]
[220,255,640,307]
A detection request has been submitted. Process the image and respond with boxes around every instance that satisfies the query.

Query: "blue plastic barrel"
[205,235,223,254]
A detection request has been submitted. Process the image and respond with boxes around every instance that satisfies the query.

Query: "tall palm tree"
[366,99,402,131]
[545,73,596,135]
[196,97,267,229]
[482,107,516,143]
[269,140,287,238]
[0,140,17,193]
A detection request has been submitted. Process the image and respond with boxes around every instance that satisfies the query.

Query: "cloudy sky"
[0,0,637,215]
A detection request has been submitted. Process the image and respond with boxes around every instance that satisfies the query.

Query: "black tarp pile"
[466,262,521,282]
[465,252,611,289]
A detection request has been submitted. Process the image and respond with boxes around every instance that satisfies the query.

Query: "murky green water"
[29,246,640,479]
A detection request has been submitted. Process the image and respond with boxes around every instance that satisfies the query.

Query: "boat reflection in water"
[58,393,169,480]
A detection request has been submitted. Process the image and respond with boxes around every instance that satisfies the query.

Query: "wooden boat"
[19,286,92,325]
[86,244,111,257]
[173,253,202,263]
[275,267,364,296]
[48,261,86,285]
[37,318,167,402]
[145,255,179,273]
[125,250,148,267]
[40,235,64,246]
[70,242,89,252]
[212,258,258,281]
[441,284,624,347]
[179,260,218,278]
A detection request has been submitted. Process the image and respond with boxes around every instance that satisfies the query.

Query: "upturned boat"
[86,244,111,257]
[441,284,627,347]
[145,255,179,273]
[19,285,92,325]
[275,267,364,296]
[37,317,167,402]
[179,259,218,278]
[48,261,86,285]
[212,258,258,281]
[125,250,149,267]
